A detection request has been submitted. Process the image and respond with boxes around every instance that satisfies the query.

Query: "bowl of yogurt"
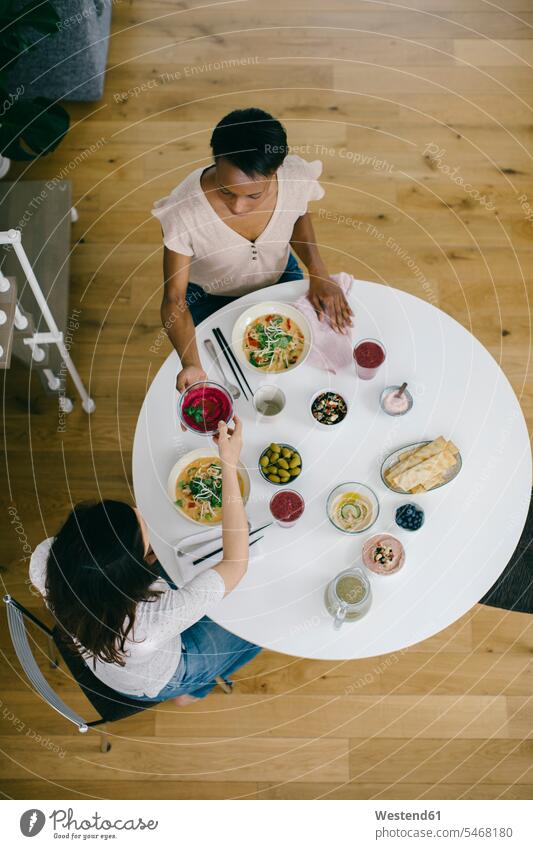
[380,385,413,417]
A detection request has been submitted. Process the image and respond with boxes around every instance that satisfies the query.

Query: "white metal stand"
[0,155,10,178]
[0,228,95,413]
[14,305,28,330]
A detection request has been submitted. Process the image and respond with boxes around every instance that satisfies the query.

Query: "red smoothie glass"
[353,338,386,380]
[178,380,233,436]
[270,489,305,528]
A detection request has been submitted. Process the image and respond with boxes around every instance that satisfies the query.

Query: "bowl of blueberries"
[395,502,424,532]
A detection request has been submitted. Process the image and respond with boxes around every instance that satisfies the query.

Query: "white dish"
[167,448,251,525]
[231,300,312,374]
[380,440,462,494]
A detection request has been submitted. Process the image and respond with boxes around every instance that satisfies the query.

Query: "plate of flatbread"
[381,437,462,494]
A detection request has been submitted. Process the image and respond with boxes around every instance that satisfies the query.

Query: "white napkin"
[295,272,355,373]
[173,524,264,584]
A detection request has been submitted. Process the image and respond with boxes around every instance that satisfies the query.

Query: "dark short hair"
[210,108,288,177]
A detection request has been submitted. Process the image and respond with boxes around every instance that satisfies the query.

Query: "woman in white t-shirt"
[152,107,353,392]
[29,419,260,704]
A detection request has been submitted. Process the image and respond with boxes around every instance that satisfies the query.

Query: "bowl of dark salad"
[310,389,349,428]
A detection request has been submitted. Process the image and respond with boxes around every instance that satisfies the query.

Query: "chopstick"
[192,522,272,566]
[212,328,249,401]
[177,521,252,557]
[213,326,254,399]
[193,534,264,566]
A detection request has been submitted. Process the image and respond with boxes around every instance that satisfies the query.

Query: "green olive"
[259,455,269,468]
[269,452,280,463]
[268,474,281,483]
[279,471,290,481]
[289,455,301,468]
[277,458,289,470]
[289,467,301,477]
[270,443,281,454]
[266,465,278,475]
[281,447,292,459]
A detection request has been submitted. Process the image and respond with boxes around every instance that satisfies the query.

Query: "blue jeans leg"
[177,616,262,699]
[186,283,238,328]
[276,251,305,283]
[186,252,304,327]
[133,616,262,701]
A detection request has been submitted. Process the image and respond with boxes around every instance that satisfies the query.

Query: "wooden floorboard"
[0,0,531,800]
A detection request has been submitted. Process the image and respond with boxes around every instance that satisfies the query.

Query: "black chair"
[480,488,533,614]
[4,594,162,752]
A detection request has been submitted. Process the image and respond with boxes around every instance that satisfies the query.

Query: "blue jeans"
[131,616,262,701]
[186,252,304,326]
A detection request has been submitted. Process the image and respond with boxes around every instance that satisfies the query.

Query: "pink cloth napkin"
[295,272,354,373]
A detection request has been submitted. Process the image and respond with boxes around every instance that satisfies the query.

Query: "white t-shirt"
[29,538,225,698]
[151,154,325,297]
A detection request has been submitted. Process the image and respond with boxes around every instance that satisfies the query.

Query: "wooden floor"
[1,0,532,800]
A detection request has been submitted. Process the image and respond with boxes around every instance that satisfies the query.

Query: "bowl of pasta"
[167,449,250,525]
[231,301,312,374]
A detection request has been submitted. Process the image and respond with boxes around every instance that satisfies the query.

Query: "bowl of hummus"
[362,534,405,575]
[326,483,379,534]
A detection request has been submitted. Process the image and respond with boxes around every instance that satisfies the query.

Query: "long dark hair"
[45,500,161,666]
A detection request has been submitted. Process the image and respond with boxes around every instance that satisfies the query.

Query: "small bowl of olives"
[259,442,302,486]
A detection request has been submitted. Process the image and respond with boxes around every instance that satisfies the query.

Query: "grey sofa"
[8,0,112,102]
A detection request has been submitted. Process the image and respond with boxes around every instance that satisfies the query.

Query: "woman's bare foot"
[173,694,199,707]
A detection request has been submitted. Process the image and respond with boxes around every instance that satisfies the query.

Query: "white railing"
[0,228,95,413]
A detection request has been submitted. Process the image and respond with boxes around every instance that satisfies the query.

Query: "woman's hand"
[176,365,208,431]
[308,273,354,334]
[214,416,243,467]
[213,415,248,595]
[176,364,208,393]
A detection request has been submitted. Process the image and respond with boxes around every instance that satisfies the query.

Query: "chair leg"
[47,635,59,669]
[98,725,112,753]
[215,675,233,695]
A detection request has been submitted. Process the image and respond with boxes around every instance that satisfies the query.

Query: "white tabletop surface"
[132,279,531,660]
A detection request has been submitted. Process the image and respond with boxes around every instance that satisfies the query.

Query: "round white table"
[133,279,531,660]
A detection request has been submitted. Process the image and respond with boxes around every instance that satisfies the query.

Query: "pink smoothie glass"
[353,338,386,380]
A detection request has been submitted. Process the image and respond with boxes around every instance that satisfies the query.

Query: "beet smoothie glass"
[269,490,305,528]
[178,380,233,436]
[353,338,386,380]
